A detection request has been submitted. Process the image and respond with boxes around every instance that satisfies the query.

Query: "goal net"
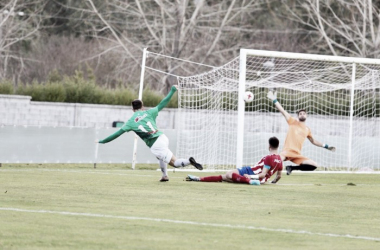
[175,50,380,171]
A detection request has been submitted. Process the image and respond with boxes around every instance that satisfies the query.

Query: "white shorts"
[150,134,173,164]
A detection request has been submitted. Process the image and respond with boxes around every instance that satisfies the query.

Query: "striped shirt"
[251,154,283,183]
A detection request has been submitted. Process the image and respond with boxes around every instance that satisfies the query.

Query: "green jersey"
[121,107,163,147]
[98,86,177,147]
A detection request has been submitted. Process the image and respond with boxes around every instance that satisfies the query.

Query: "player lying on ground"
[96,85,203,182]
[267,90,336,175]
[186,137,283,185]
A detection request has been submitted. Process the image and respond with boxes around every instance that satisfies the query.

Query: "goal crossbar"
[243,49,380,65]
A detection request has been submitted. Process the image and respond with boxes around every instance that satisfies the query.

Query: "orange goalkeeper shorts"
[280,150,310,165]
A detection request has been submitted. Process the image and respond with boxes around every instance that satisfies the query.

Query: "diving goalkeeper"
[267,90,336,175]
[96,85,203,181]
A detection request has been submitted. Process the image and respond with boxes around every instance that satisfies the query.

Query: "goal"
[175,49,380,171]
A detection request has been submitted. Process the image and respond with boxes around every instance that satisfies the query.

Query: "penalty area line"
[0,207,379,242]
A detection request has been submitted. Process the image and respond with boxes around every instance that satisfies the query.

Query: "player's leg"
[280,152,291,174]
[298,159,318,170]
[152,134,202,170]
[286,157,317,175]
[231,173,250,184]
[168,155,202,170]
[187,169,259,185]
[159,159,169,182]
[151,134,187,168]
[224,169,240,182]
[228,167,260,185]
[186,174,224,182]
[150,135,173,181]
[186,169,229,182]
[168,155,184,167]
[301,159,317,167]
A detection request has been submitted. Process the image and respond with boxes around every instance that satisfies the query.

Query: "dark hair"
[297,109,307,115]
[132,99,143,110]
[269,136,279,149]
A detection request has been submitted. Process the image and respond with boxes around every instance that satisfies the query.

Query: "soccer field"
[0,164,379,250]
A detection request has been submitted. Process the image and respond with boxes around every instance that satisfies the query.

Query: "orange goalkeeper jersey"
[282,117,312,155]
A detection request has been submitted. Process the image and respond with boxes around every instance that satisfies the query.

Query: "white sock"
[174,159,190,168]
[159,160,168,177]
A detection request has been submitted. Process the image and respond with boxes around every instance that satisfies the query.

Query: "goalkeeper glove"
[267,91,278,104]
[323,144,336,152]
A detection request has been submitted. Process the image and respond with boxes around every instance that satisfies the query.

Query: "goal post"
[132,47,148,170]
[236,49,248,169]
[174,49,380,171]
[348,63,356,170]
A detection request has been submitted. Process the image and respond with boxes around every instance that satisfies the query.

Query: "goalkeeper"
[186,137,283,185]
[267,90,336,175]
[96,85,203,182]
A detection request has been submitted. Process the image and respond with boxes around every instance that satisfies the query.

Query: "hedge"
[0,71,178,108]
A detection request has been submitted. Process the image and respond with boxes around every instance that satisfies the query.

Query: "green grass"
[0,164,380,250]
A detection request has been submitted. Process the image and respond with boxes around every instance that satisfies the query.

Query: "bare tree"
[0,0,44,86]
[1,0,312,91]
[284,0,380,58]
[66,0,281,92]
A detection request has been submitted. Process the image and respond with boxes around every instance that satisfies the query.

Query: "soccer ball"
[244,91,254,103]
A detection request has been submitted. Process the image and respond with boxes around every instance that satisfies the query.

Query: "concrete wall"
[1,94,379,169]
[0,126,177,164]
[0,94,177,129]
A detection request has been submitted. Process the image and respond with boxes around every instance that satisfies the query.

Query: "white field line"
[2,168,380,185]
[0,207,379,242]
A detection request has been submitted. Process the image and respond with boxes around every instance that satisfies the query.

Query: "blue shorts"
[238,166,254,176]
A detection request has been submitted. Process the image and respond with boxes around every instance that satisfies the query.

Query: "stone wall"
[0,94,177,128]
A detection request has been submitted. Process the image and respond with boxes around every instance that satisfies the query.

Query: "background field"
[0,164,379,250]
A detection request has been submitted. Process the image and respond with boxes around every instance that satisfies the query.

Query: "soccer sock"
[200,175,223,182]
[299,164,317,171]
[231,173,250,184]
[159,160,168,177]
[291,164,317,171]
[174,158,190,168]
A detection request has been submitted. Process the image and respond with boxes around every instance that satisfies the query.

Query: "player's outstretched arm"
[97,129,126,144]
[267,91,291,121]
[308,136,336,152]
[156,85,177,112]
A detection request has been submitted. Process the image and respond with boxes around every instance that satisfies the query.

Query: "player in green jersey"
[97,85,203,181]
